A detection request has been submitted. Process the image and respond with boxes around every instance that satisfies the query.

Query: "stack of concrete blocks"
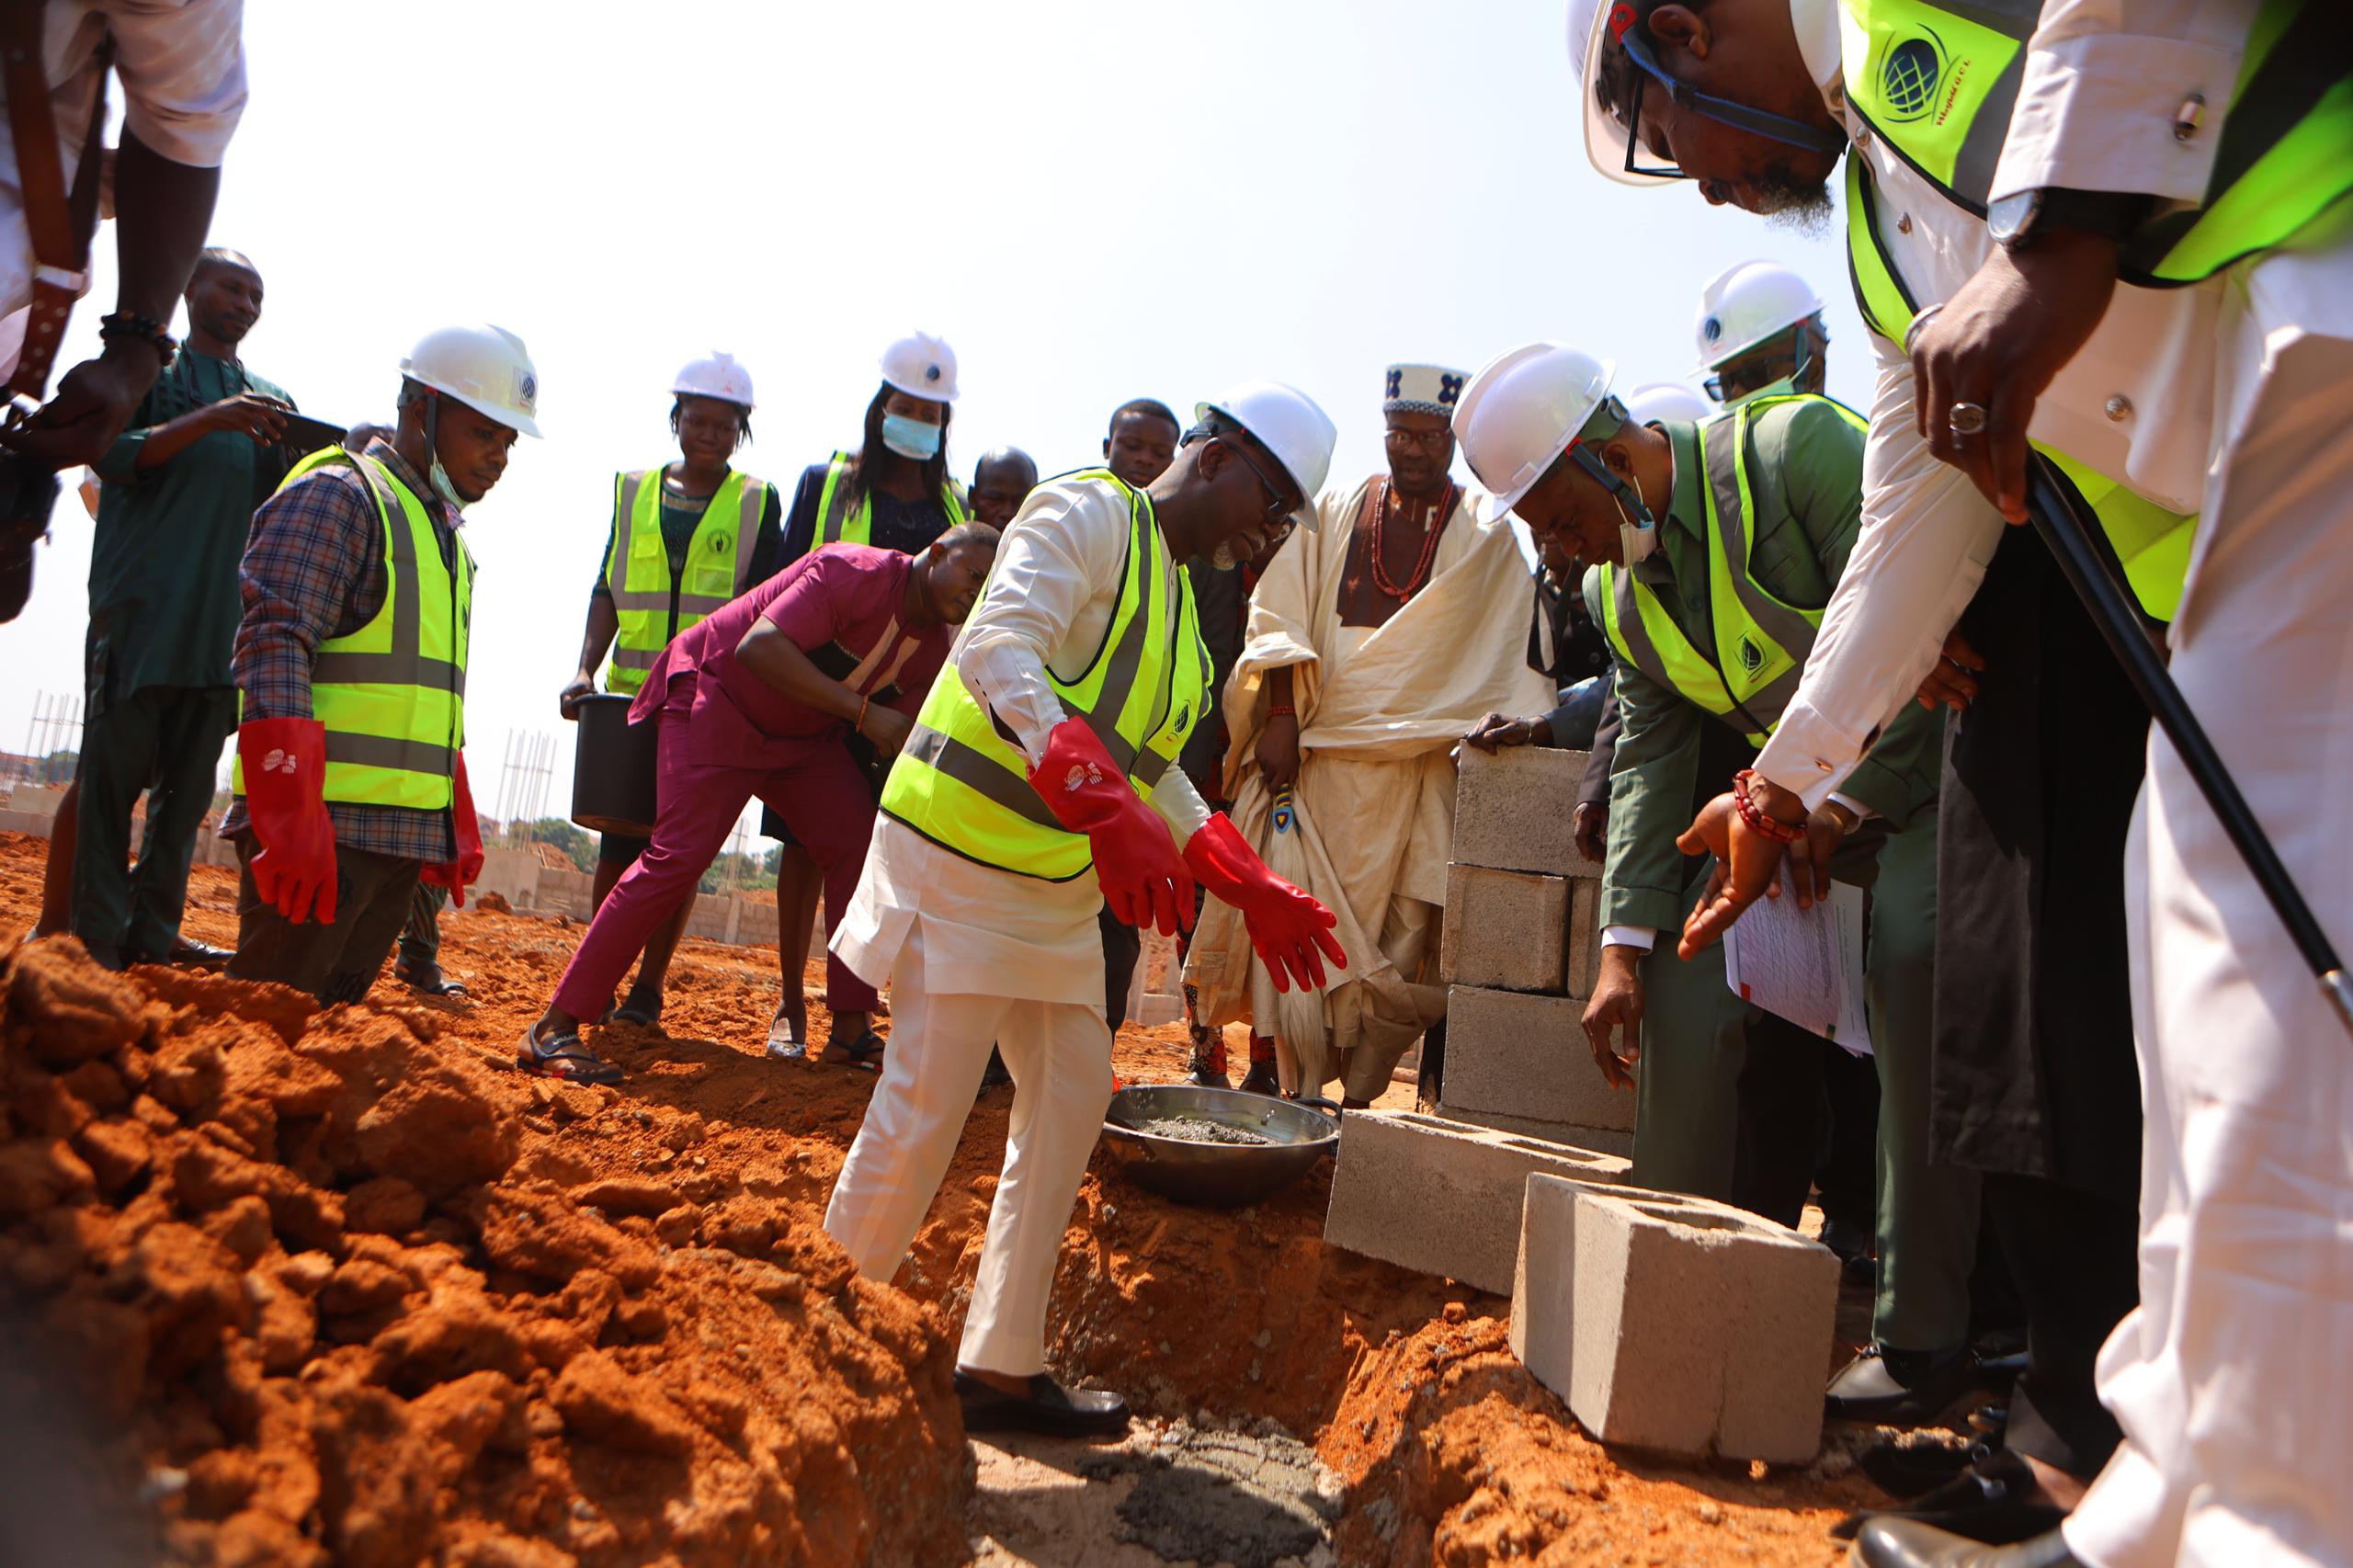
[1436,744,1634,1157]
[1324,1109,1637,1295]
[1510,1176,1838,1462]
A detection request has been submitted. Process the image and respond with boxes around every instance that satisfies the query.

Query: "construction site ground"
[0,832,1944,1567]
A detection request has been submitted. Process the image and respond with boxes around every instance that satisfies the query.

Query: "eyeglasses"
[1384,426,1454,453]
[1225,438,1301,524]
[1613,22,1847,179]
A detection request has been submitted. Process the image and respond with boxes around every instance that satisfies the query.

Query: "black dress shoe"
[1237,1060,1280,1097]
[1859,1437,1984,1500]
[1827,1343,1973,1424]
[1849,1521,2081,1567]
[1821,1215,1876,1281]
[168,936,234,971]
[954,1369,1128,1437]
[1833,1449,2064,1545]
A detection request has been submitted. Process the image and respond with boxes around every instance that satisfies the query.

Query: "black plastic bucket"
[572,693,659,835]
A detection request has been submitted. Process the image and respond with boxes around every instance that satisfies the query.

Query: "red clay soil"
[0,834,1893,1565]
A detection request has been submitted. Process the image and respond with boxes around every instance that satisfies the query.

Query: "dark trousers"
[1100,904,1141,1031]
[1727,1010,1837,1228]
[69,685,236,960]
[1815,1043,1881,1233]
[1983,1172,2137,1477]
[227,839,420,1003]
[397,881,448,971]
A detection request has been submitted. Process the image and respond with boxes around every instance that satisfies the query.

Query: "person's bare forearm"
[574,594,619,678]
[110,130,221,326]
[1267,666,1294,706]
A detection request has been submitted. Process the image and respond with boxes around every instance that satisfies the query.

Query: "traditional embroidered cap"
[1384,362,1471,418]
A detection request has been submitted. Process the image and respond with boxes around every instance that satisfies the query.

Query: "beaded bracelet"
[98,312,178,368]
[855,697,870,733]
[1267,704,1296,718]
[1732,768,1805,844]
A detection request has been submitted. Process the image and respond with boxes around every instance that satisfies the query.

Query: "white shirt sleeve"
[955,484,1120,767]
[1989,0,2249,205]
[1753,336,2007,809]
[1150,760,1211,844]
[1602,925,1657,952]
[88,0,251,167]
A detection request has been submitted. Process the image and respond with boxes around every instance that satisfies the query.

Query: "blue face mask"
[881,412,942,460]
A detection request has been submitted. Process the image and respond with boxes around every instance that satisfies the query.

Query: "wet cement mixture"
[0,832,1922,1565]
[1134,1117,1269,1147]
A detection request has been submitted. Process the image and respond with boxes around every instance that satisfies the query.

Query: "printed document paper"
[1722,869,1873,1057]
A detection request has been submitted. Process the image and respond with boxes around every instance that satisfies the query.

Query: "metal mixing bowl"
[1100,1085,1342,1207]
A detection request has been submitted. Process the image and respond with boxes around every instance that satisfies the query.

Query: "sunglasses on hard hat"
[1610,17,1846,179]
[1225,438,1302,525]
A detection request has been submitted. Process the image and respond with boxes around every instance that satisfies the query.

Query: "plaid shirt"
[221,439,461,863]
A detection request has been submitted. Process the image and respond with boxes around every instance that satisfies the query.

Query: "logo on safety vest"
[1881,33,1944,121]
[1736,634,1768,676]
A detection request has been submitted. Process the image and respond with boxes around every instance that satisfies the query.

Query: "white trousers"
[2067,226,2353,1568]
[821,920,1115,1378]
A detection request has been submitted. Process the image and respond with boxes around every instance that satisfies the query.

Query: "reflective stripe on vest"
[813,450,972,547]
[878,471,1207,881]
[1843,157,2196,620]
[601,467,763,696]
[1838,0,2352,282]
[233,447,471,809]
[1597,398,1857,746]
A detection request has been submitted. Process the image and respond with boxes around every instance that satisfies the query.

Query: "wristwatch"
[1988,187,2154,252]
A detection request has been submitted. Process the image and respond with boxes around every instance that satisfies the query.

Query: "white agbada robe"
[1756,4,2353,1560]
[824,476,1209,1377]
[1186,477,1551,1099]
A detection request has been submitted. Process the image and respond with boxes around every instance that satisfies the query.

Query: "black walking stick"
[2023,455,2353,1040]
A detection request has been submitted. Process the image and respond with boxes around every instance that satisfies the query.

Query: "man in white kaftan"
[1188,364,1552,1104]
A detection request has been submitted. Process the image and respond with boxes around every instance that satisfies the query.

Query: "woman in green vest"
[763,332,971,1051]
[560,353,783,1028]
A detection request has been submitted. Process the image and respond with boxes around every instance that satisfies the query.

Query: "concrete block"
[1564,878,1602,999]
[1452,744,1589,874]
[1511,1181,1836,1463]
[1324,1110,1632,1295]
[1438,1103,1634,1161]
[1441,864,1568,994]
[1441,985,1634,1135]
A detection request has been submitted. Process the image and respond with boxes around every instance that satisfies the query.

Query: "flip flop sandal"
[612,994,663,1028]
[765,1016,808,1061]
[820,1029,886,1073]
[517,1027,624,1085]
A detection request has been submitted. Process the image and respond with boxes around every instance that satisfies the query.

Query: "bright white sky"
[5,0,1872,834]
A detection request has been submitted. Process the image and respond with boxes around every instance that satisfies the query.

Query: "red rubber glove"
[237,717,338,925]
[420,753,483,908]
[1183,813,1347,993]
[1027,718,1195,937]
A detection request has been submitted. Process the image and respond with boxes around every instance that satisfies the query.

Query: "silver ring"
[1948,401,1989,437]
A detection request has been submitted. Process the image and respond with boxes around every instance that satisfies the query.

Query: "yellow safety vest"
[233,447,471,809]
[879,471,1208,881]
[1834,0,2254,620]
[812,449,972,547]
[1597,397,1862,747]
[1838,0,2350,283]
[601,467,766,697]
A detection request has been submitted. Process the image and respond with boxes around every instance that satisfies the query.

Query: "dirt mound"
[1319,1317,1876,1566]
[0,936,968,1566]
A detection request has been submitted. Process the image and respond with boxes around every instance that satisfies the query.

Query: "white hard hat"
[1624,381,1715,425]
[880,330,960,403]
[1453,343,1615,523]
[1566,0,1675,187]
[674,350,755,407]
[1195,381,1336,532]
[1694,260,1824,372]
[402,324,541,437]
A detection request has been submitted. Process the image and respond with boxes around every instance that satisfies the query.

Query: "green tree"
[519,817,597,873]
